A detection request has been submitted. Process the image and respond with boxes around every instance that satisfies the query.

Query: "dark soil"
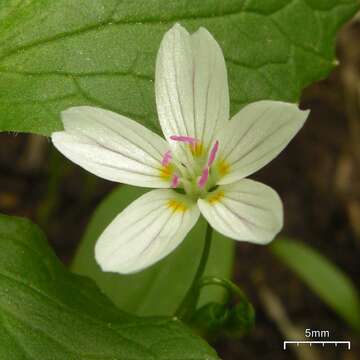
[1,19,360,360]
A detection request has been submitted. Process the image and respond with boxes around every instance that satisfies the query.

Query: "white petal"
[52,106,172,188]
[216,101,309,185]
[198,179,283,244]
[155,24,229,154]
[95,189,200,274]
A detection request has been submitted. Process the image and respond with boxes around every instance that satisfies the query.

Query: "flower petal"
[216,101,309,185]
[95,189,200,274]
[155,24,229,154]
[198,179,283,244]
[52,106,172,188]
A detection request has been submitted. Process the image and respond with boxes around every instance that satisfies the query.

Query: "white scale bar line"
[283,341,351,350]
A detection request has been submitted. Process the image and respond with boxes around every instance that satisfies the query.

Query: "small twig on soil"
[18,135,48,171]
[354,11,360,22]
[336,20,360,243]
[254,274,321,360]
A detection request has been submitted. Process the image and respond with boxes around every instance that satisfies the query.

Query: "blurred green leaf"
[271,239,360,331]
[0,0,359,134]
[191,299,255,338]
[226,299,255,337]
[71,185,234,316]
[0,213,218,359]
[192,277,255,337]
[0,215,217,360]
[191,302,230,336]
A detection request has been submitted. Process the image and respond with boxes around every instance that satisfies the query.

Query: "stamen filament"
[170,135,197,145]
[208,140,219,167]
[162,150,172,166]
[198,167,209,188]
[171,174,180,188]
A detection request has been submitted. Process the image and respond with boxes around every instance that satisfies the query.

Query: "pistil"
[167,135,220,192]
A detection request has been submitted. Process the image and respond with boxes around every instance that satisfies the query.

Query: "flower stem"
[175,223,213,321]
[199,276,248,302]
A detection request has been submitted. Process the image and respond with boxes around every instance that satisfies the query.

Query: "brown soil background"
[0,19,360,360]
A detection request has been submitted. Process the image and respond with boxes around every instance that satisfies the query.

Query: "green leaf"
[0,0,359,134]
[71,185,235,316]
[271,238,360,331]
[0,213,218,359]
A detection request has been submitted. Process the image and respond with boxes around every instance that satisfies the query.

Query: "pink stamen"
[162,150,172,166]
[198,167,209,188]
[208,140,219,167]
[170,135,197,145]
[171,174,180,188]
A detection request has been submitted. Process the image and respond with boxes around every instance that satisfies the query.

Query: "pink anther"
[198,167,209,188]
[170,135,197,145]
[171,174,180,188]
[208,140,219,167]
[162,150,172,166]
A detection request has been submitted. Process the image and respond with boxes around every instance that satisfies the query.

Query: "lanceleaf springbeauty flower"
[52,24,309,274]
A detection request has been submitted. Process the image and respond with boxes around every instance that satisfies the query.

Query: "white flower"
[52,24,309,274]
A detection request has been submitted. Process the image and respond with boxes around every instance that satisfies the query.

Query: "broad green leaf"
[271,239,360,331]
[0,213,218,359]
[0,0,359,134]
[71,185,235,316]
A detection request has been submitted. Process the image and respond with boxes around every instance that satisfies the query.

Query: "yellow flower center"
[167,199,188,212]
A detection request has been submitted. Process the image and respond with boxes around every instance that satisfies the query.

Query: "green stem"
[175,223,213,320]
[199,276,248,303]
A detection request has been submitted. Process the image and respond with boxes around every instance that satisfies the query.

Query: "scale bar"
[283,341,351,350]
